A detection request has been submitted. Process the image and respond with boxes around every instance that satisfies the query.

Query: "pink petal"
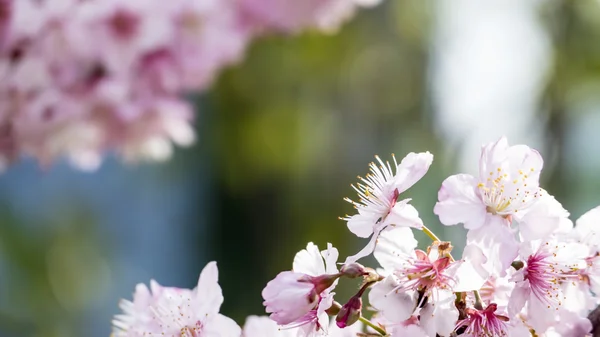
[419,289,458,337]
[517,192,568,241]
[434,174,487,230]
[466,215,518,276]
[451,244,488,292]
[507,281,529,318]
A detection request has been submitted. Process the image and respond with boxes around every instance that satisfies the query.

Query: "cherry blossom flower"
[112,261,241,337]
[0,0,251,170]
[342,152,432,263]
[455,303,531,337]
[434,137,570,275]
[508,237,588,332]
[262,242,339,335]
[561,206,600,314]
[369,228,483,337]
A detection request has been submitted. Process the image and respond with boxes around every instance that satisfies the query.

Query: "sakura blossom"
[0,0,387,171]
[508,237,588,332]
[342,152,432,263]
[369,228,482,337]
[262,242,340,335]
[434,137,571,275]
[110,137,600,337]
[0,0,251,170]
[112,261,241,337]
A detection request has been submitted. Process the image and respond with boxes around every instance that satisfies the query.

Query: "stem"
[358,316,387,336]
[421,225,441,242]
[421,224,484,309]
[473,290,484,310]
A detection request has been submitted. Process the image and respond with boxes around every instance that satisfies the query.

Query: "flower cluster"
[0,0,380,170]
[113,137,600,336]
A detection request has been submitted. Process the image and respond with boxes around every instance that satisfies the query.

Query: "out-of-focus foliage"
[1,0,600,336]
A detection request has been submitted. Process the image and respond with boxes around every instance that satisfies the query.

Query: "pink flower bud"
[336,296,362,328]
[340,263,367,278]
[310,273,341,294]
[262,271,319,325]
[262,272,340,326]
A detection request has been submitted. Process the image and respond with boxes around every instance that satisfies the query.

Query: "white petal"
[346,211,378,238]
[419,289,458,337]
[526,292,559,332]
[433,174,487,230]
[373,227,417,272]
[390,324,428,336]
[343,226,384,264]
[451,245,488,292]
[478,136,510,180]
[383,201,424,229]
[517,192,569,241]
[293,242,325,276]
[508,281,529,318]
[575,205,600,250]
[203,313,242,337]
[393,152,433,193]
[466,215,518,276]
[368,276,416,323]
[321,243,339,275]
[194,261,224,315]
[506,320,532,337]
[242,316,279,337]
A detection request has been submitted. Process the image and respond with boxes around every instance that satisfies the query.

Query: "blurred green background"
[2,0,600,336]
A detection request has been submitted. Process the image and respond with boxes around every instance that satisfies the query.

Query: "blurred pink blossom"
[239,0,381,34]
[0,0,385,170]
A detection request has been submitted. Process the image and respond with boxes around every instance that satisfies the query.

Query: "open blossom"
[369,228,483,337]
[508,237,588,332]
[112,261,241,337]
[342,152,432,263]
[434,137,571,275]
[262,242,339,335]
[456,303,531,337]
[561,206,600,314]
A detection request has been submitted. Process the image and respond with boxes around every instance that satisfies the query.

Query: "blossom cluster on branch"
[0,0,380,170]
[112,136,600,336]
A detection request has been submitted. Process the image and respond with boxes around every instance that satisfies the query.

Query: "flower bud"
[340,263,367,278]
[310,274,341,294]
[336,296,362,328]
